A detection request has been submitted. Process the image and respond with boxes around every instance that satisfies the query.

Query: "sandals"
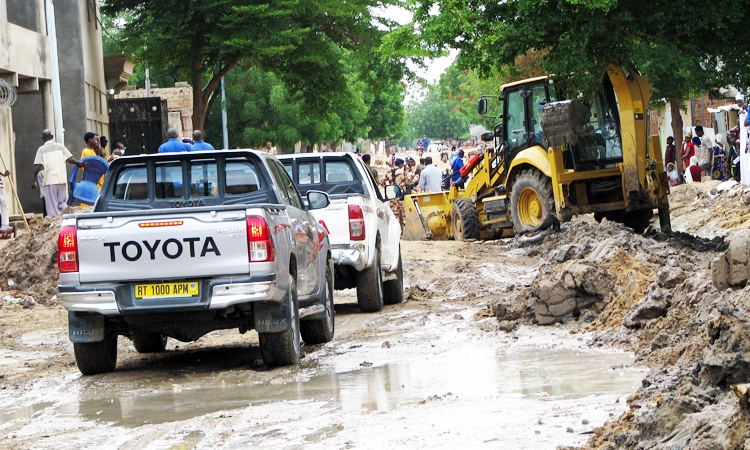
[0,224,16,239]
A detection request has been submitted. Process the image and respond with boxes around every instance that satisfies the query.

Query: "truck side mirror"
[480,131,495,142]
[306,191,330,210]
[384,185,398,200]
[477,98,488,115]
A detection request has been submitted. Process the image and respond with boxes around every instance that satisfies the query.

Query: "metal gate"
[108,98,168,155]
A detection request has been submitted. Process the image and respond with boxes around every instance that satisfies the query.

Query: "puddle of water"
[5,343,644,428]
[0,401,55,425]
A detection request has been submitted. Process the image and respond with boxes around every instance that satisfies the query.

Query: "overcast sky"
[378,5,457,101]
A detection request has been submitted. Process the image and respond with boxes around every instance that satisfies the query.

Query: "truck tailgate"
[311,198,352,246]
[76,210,249,283]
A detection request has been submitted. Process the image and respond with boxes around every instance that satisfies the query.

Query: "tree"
[101,0,404,132]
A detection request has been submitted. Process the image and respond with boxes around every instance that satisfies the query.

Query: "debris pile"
[0,207,90,304]
[490,205,750,448]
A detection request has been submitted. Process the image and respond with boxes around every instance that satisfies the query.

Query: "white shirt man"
[418,157,443,193]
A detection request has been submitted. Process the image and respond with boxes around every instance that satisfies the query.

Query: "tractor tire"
[73,334,118,375]
[383,249,404,305]
[301,259,335,345]
[132,333,168,353]
[510,169,554,233]
[259,273,301,367]
[451,198,480,240]
[357,245,384,312]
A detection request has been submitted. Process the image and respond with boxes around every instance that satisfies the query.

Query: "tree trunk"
[669,98,685,172]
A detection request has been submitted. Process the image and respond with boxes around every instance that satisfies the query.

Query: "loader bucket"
[403,192,451,240]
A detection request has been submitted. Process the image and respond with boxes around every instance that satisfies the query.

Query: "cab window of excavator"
[576,90,623,163]
[505,89,527,153]
[530,84,548,147]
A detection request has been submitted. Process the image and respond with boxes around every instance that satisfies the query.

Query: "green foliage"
[410,0,750,104]
[102,0,412,134]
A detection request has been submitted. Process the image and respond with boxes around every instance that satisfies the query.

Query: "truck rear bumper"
[59,274,282,314]
[331,246,367,271]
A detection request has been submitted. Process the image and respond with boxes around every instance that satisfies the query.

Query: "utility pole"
[221,77,229,149]
[45,0,64,143]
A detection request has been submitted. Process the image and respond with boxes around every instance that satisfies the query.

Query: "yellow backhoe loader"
[402,66,671,240]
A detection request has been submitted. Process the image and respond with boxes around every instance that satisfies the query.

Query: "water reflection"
[4,344,644,428]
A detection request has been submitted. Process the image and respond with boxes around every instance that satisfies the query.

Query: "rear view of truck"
[59,151,333,374]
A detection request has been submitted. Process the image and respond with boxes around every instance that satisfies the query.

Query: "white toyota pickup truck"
[278,153,402,312]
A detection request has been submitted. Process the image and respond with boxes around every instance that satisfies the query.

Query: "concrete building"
[1,0,109,216]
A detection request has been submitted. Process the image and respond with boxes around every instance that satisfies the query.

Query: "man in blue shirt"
[191,130,215,150]
[451,149,465,188]
[158,128,192,153]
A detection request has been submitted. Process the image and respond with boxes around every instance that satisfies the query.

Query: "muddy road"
[2,180,750,449]
[0,240,646,450]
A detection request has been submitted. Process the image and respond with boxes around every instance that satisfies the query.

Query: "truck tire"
[451,198,480,240]
[383,249,404,305]
[132,333,168,353]
[259,273,301,367]
[357,245,384,312]
[510,169,554,233]
[301,259,335,344]
[73,334,117,375]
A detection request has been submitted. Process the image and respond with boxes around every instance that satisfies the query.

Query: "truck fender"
[68,312,105,343]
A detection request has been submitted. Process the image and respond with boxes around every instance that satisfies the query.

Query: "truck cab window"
[113,165,148,200]
[190,161,219,197]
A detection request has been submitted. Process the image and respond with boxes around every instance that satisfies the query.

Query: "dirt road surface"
[1,180,749,449]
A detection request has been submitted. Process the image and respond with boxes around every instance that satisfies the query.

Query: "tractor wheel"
[510,169,554,233]
[451,198,480,240]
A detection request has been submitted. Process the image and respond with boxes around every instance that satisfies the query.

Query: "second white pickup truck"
[278,153,402,312]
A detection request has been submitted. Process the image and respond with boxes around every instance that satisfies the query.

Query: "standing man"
[81,132,105,189]
[0,169,11,238]
[191,130,215,150]
[32,129,84,217]
[451,149,465,188]
[381,157,408,227]
[417,157,442,193]
[361,153,379,183]
[264,141,277,155]
[695,126,714,178]
[158,128,192,153]
[664,136,676,168]
[99,135,109,156]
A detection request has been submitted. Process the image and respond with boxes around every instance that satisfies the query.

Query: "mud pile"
[669,179,750,237]
[0,207,89,304]
[492,218,750,449]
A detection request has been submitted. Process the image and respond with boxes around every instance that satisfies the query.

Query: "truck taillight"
[247,215,275,262]
[58,225,79,273]
[348,205,365,241]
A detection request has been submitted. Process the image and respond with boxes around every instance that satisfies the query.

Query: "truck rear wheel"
[259,273,301,367]
[451,198,480,240]
[383,249,404,305]
[510,169,554,233]
[73,334,117,375]
[132,333,168,353]
[357,246,384,312]
[301,259,335,344]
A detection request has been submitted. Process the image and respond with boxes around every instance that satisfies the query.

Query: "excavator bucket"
[402,192,452,240]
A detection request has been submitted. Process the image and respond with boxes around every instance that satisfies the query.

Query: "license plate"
[134,281,199,299]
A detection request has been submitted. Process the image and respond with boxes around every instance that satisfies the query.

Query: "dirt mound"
[491,216,750,449]
[669,180,750,238]
[0,207,90,304]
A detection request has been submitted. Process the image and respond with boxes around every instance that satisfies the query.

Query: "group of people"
[360,146,469,226]
[665,93,749,185]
